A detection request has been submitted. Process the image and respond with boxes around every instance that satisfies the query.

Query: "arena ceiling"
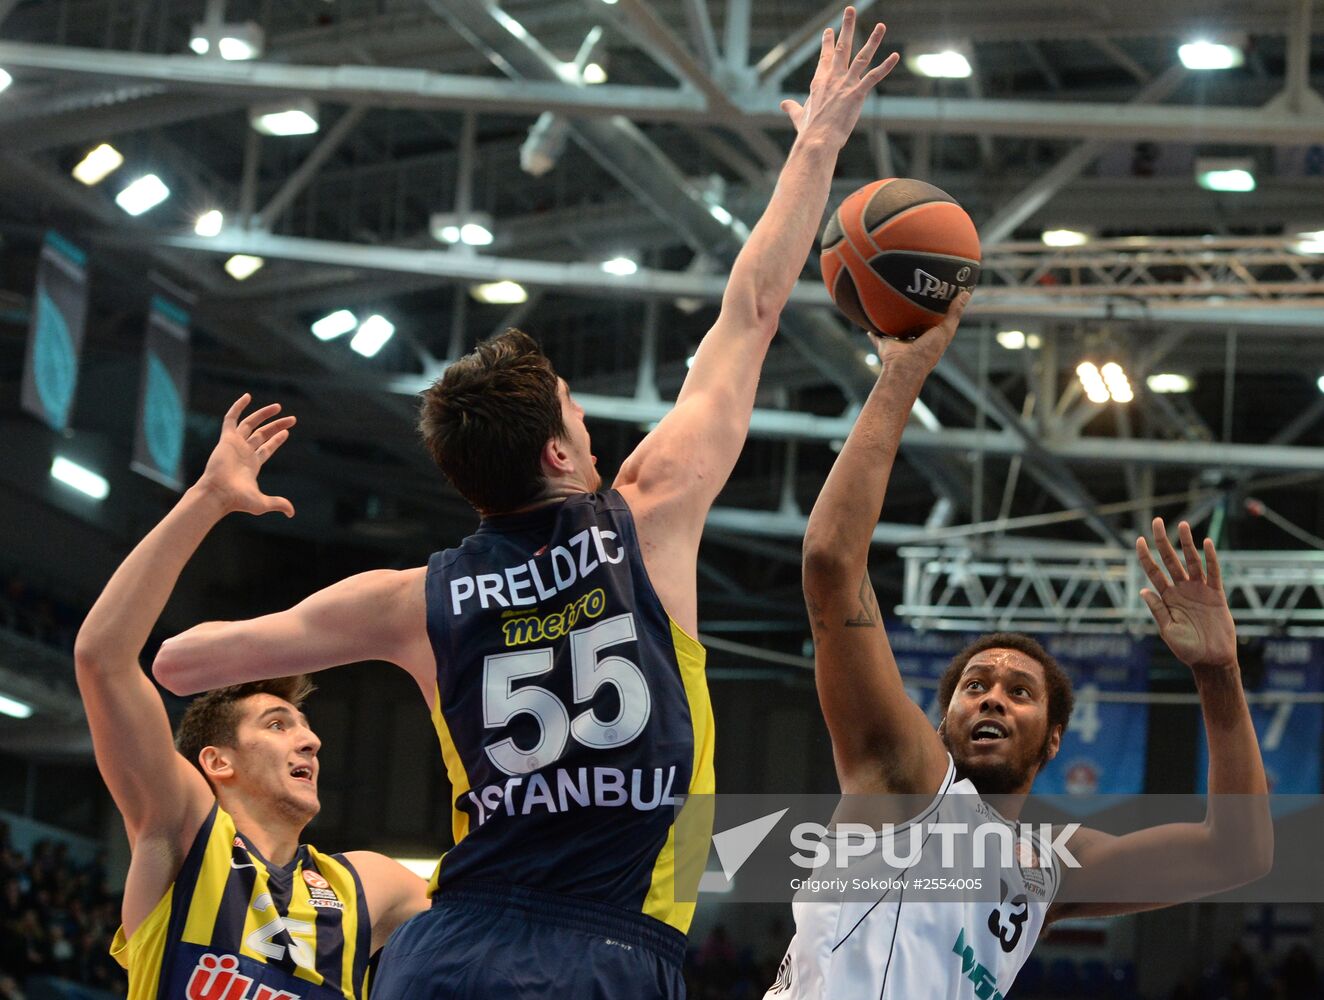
[1,0,1323,742]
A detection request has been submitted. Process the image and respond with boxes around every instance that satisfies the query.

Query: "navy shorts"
[371,881,687,1000]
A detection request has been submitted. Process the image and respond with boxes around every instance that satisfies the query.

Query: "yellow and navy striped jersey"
[112,804,372,1000]
[424,490,716,935]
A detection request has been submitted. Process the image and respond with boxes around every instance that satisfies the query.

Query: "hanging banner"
[131,295,191,491]
[1197,639,1323,795]
[1033,634,1149,802]
[888,625,1149,806]
[21,231,89,432]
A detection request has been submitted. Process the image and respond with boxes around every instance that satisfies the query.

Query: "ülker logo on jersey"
[186,954,302,1000]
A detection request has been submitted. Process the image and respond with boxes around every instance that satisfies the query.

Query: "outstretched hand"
[1136,518,1237,672]
[867,291,971,382]
[780,6,899,146]
[197,393,296,518]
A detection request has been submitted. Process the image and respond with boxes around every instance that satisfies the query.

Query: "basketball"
[820,178,981,339]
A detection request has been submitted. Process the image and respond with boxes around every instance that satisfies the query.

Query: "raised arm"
[74,395,294,846]
[151,565,432,702]
[615,9,900,627]
[1049,519,1272,921]
[803,296,969,796]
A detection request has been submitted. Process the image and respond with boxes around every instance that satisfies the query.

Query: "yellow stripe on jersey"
[237,849,274,965]
[643,618,715,934]
[429,680,473,895]
[286,862,324,986]
[312,852,362,998]
[181,809,237,946]
[110,880,171,999]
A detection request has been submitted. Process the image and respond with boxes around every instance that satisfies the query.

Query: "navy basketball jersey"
[423,490,714,934]
[112,804,372,1000]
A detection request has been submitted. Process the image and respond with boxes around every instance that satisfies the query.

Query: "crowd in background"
[0,574,80,655]
[0,823,124,999]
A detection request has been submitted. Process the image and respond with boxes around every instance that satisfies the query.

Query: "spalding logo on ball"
[821,178,981,339]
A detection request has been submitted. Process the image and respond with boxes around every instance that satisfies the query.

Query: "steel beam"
[2,41,1324,145]
[754,0,881,85]
[257,106,368,231]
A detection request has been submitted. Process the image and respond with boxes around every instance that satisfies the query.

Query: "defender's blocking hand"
[1136,518,1237,672]
[780,7,900,146]
[197,393,297,518]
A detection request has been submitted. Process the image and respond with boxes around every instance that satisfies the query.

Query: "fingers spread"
[1135,535,1170,593]
[1152,517,1187,583]
[835,7,856,66]
[238,402,282,436]
[249,415,296,449]
[1204,536,1224,591]
[255,428,291,464]
[1178,521,1205,583]
[265,494,295,519]
[854,23,885,70]
[861,51,900,88]
[223,393,252,428]
[1139,588,1173,630]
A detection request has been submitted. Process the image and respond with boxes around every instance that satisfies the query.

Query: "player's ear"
[199,745,236,783]
[540,435,572,477]
[1043,724,1063,763]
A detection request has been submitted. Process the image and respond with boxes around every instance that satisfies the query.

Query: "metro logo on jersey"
[185,953,302,1000]
[501,587,607,646]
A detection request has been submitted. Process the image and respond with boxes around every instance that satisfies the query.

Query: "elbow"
[151,638,196,696]
[802,539,853,598]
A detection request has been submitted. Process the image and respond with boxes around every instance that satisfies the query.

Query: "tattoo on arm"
[844,573,880,628]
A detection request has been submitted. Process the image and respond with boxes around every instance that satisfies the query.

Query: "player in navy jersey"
[74,396,428,1000]
[770,302,1276,999]
[151,9,899,997]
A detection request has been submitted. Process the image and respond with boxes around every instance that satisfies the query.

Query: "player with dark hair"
[74,396,427,1000]
[767,304,1274,999]
[150,10,899,998]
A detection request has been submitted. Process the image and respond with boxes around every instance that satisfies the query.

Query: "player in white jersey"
[768,296,1274,999]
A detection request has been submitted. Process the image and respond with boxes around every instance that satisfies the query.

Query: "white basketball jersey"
[764,756,1060,1000]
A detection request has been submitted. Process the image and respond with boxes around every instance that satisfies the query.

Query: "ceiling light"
[115,174,170,215]
[1295,231,1324,255]
[1178,40,1245,71]
[520,113,570,176]
[1100,361,1134,403]
[996,329,1026,350]
[709,204,733,225]
[685,354,696,369]
[0,68,12,94]
[906,47,972,79]
[583,62,607,84]
[51,456,108,500]
[0,693,33,719]
[1075,362,1112,404]
[459,222,494,246]
[224,254,264,280]
[217,23,263,60]
[194,209,224,237]
[865,352,880,368]
[71,143,123,186]
[470,281,529,305]
[1025,333,1042,349]
[1317,375,1324,395]
[189,36,210,54]
[350,314,395,357]
[1042,228,1089,247]
[251,100,319,136]
[1147,372,1193,394]
[311,309,357,340]
[1197,157,1256,193]
[602,256,638,276]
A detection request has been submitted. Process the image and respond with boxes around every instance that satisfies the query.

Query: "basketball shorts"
[371,880,687,1000]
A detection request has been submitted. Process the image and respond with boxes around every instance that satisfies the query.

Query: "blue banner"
[1197,639,1323,795]
[21,231,88,432]
[131,295,191,491]
[888,625,1149,806]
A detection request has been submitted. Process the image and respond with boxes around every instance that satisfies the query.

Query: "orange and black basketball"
[821,178,981,339]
